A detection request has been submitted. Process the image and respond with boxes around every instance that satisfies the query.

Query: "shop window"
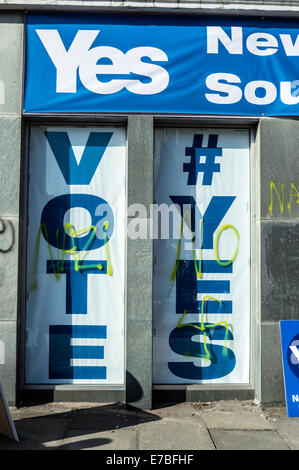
[153,128,251,384]
[25,126,126,385]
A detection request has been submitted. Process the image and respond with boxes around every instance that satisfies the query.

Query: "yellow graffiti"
[168,212,203,297]
[268,181,299,215]
[103,221,113,276]
[214,224,240,267]
[28,221,112,292]
[177,296,230,359]
[169,213,240,294]
[169,204,238,363]
[287,182,299,213]
[65,222,99,272]
[268,182,284,216]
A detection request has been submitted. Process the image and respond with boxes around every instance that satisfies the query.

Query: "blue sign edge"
[280,320,299,418]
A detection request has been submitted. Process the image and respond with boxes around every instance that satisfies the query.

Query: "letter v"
[45,131,113,185]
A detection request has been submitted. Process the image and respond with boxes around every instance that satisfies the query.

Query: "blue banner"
[280,321,299,417]
[25,13,299,115]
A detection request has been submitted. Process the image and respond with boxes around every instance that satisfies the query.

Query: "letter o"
[244,80,277,105]
[214,224,240,267]
[40,194,114,251]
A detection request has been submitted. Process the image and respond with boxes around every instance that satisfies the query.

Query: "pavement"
[0,399,298,451]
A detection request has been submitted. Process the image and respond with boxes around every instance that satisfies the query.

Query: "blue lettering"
[45,131,112,185]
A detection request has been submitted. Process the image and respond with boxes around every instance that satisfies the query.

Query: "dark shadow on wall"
[125,371,143,405]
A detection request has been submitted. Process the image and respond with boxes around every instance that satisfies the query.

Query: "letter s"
[205,73,242,104]
[125,47,169,95]
[168,323,236,380]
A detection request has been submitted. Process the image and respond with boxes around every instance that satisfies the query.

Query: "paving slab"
[152,402,202,420]
[194,400,274,430]
[198,410,274,430]
[137,417,215,450]
[210,430,290,450]
[266,416,299,450]
[60,428,137,450]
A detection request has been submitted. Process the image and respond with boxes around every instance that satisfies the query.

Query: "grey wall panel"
[0,116,21,216]
[260,117,299,404]
[126,116,153,410]
[0,13,23,116]
[261,221,299,322]
[0,12,23,405]
[260,322,285,404]
[0,217,18,322]
[261,118,299,221]
[0,322,17,404]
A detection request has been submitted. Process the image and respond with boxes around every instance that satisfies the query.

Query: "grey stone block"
[260,323,285,405]
[261,220,299,321]
[268,416,299,450]
[0,13,24,115]
[127,116,153,211]
[186,385,254,402]
[0,116,21,215]
[128,174,153,210]
[210,429,290,450]
[0,321,16,404]
[127,227,153,321]
[127,115,153,176]
[126,320,152,409]
[126,287,152,322]
[138,417,215,450]
[126,218,153,409]
[53,389,125,403]
[260,118,299,220]
[127,320,152,359]
[0,217,18,321]
[199,407,274,430]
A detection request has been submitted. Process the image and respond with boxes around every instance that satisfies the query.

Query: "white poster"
[153,128,251,384]
[25,126,126,385]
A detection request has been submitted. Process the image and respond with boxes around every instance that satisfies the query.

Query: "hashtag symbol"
[183,134,223,186]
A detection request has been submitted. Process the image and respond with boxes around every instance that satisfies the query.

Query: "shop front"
[3,9,299,407]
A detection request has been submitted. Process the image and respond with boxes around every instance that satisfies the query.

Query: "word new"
[36,29,169,95]
[207,26,299,57]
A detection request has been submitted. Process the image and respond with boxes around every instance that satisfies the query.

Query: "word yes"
[36,29,169,95]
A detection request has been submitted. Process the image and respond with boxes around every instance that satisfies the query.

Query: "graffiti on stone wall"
[0,218,14,253]
[268,182,299,215]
